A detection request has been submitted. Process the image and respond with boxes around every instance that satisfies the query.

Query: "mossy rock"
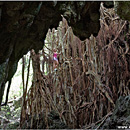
[101,95,130,129]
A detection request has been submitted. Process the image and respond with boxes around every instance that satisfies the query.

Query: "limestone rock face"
[61,2,101,40]
[115,2,130,21]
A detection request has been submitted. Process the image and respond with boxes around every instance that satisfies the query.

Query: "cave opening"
[0,2,130,129]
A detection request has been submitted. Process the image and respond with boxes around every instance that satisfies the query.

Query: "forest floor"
[0,97,21,129]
